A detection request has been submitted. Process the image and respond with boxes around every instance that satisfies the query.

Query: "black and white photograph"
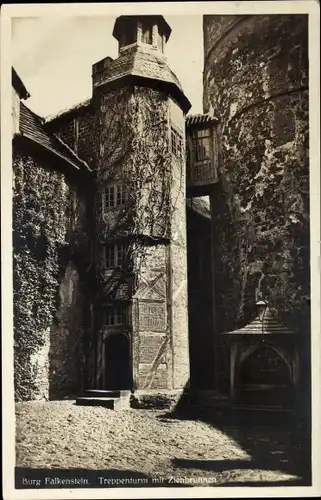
[1,1,320,498]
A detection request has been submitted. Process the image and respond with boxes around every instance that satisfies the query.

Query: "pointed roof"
[224,307,297,336]
[19,103,91,172]
[92,47,191,113]
[113,15,172,42]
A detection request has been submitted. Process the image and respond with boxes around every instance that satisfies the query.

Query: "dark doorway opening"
[238,346,293,407]
[105,333,132,389]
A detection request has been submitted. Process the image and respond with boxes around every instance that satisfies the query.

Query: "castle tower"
[91,16,192,399]
[203,15,309,388]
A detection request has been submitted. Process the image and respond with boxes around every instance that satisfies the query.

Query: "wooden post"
[230,343,237,399]
[102,335,106,390]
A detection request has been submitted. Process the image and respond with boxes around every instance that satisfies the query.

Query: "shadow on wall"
[48,256,86,400]
[186,207,216,390]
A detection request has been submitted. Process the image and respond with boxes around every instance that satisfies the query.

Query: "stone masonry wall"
[92,86,189,391]
[13,148,89,400]
[49,260,86,399]
[203,15,309,341]
[46,85,190,394]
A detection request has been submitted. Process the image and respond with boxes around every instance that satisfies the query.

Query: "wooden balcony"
[186,113,219,197]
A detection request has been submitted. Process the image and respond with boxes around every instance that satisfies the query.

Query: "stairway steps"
[84,389,131,399]
[76,396,130,410]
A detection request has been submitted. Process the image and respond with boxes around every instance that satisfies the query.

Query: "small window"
[120,25,137,47]
[103,243,127,269]
[104,306,128,326]
[191,128,211,161]
[142,23,153,44]
[103,184,127,211]
[170,126,183,157]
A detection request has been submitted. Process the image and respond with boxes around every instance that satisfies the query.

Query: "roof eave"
[94,73,192,114]
[15,133,91,174]
[12,68,30,100]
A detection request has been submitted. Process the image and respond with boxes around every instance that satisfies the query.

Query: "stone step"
[76,396,130,410]
[84,389,131,399]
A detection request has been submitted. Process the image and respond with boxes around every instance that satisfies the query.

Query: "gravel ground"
[15,401,309,486]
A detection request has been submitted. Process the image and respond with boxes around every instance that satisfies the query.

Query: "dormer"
[112,15,171,55]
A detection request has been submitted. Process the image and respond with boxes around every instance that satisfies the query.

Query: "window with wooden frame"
[170,126,183,157]
[191,128,211,162]
[103,242,127,269]
[102,183,127,211]
[104,305,128,326]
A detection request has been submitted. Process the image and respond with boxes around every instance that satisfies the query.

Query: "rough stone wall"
[13,148,89,400]
[45,85,190,393]
[203,15,309,342]
[49,260,86,398]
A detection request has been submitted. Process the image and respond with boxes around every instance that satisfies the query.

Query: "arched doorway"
[105,333,132,389]
[237,345,293,407]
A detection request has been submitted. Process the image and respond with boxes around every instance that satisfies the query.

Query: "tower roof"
[113,15,172,41]
[224,307,297,336]
[19,102,90,172]
[93,48,191,113]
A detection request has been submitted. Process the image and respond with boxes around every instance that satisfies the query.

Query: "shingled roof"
[186,197,211,219]
[224,307,297,336]
[186,113,218,127]
[19,103,91,172]
[93,47,191,113]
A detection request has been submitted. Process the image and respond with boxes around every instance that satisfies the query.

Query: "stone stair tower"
[83,15,192,407]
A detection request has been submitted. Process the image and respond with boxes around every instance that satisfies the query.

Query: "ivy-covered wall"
[49,85,190,393]
[204,15,309,330]
[13,148,90,401]
[203,15,309,389]
[92,86,189,392]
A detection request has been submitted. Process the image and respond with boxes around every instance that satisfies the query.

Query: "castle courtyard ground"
[15,401,310,487]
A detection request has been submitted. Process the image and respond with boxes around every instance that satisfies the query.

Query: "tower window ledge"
[119,42,139,54]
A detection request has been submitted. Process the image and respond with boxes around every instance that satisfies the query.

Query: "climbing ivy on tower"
[93,86,182,299]
[13,154,70,400]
